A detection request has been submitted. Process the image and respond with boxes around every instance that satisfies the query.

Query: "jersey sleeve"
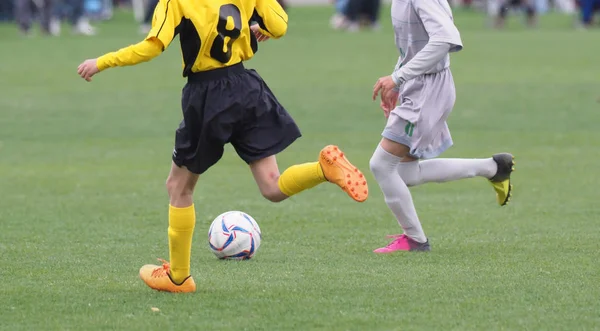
[252,0,288,39]
[392,41,451,84]
[413,0,463,52]
[96,39,164,71]
[146,0,183,50]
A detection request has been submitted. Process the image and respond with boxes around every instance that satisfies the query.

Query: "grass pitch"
[1,7,599,331]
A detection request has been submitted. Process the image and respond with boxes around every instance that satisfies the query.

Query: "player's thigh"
[380,138,412,159]
[231,70,301,165]
[173,82,229,175]
[381,112,433,161]
[384,71,454,160]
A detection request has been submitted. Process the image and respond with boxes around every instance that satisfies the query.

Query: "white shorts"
[382,68,455,159]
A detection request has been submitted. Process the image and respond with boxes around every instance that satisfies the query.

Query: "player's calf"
[166,179,194,206]
[249,156,292,203]
[166,163,199,207]
[250,147,368,203]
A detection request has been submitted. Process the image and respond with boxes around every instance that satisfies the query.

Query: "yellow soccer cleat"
[139,259,196,293]
[489,153,515,206]
[319,145,368,202]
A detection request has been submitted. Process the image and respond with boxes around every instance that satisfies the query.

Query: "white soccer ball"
[208,211,261,260]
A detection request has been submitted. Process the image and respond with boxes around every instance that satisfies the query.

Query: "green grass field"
[1,7,600,330]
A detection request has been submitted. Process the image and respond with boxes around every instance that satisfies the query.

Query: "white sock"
[398,158,498,187]
[369,146,427,243]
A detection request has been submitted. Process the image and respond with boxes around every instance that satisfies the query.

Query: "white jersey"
[391,0,463,74]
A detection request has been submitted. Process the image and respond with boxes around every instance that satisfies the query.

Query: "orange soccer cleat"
[319,145,368,202]
[139,259,196,293]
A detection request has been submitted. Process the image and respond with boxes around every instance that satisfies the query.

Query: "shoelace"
[151,258,170,278]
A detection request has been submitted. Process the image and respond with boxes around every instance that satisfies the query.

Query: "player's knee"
[399,174,418,187]
[369,155,390,181]
[165,176,176,195]
[262,192,285,203]
[260,187,286,203]
[165,176,193,200]
[397,161,420,187]
[369,157,379,175]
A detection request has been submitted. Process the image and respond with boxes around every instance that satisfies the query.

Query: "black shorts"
[172,63,301,175]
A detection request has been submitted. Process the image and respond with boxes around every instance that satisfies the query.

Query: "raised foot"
[489,153,515,206]
[319,145,368,202]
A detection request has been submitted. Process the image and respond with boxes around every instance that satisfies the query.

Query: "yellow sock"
[168,204,196,284]
[277,162,326,197]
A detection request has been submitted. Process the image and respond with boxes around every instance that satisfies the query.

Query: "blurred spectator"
[555,0,576,13]
[579,0,600,27]
[50,0,97,35]
[494,0,536,28]
[330,0,381,31]
[138,0,157,34]
[1,0,14,21]
[112,0,128,7]
[449,0,474,9]
[330,0,349,28]
[15,0,53,35]
[345,0,381,30]
[85,0,113,20]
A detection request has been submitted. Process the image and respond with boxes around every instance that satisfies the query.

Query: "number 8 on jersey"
[210,4,242,64]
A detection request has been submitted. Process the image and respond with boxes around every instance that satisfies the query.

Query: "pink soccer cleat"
[373,234,431,253]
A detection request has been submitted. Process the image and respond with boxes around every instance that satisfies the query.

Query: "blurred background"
[1,0,600,329]
[0,0,598,34]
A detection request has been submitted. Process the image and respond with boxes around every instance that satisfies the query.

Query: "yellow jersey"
[147,0,288,76]
[96,0,288,76]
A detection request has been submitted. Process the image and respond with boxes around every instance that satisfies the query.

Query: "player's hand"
[250,24,270,42]
[77,59,100,82]
[380,88,399,119]
[372,75,397,103]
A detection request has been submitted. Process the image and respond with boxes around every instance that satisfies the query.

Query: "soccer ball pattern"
[208,211,262,260]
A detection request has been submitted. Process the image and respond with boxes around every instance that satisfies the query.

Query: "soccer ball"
[208,211,262,260]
